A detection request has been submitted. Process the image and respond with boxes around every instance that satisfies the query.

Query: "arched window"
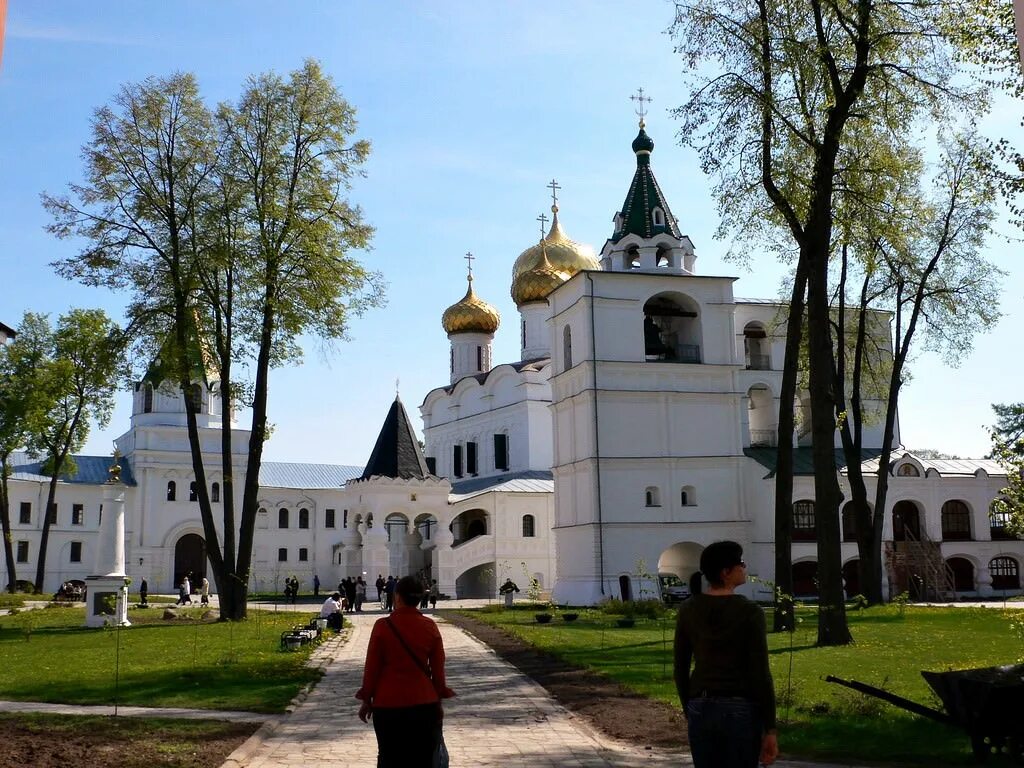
[941,500,971,541]
[476,345,482,371]
[681,485,697,506]
[892,500,921,541]
[144,383,153,413]
[793,500,816,542]
[645,486,661,507]
[299,508,310,529]
[189,481,198,502]
[627,246,640,270]
[897,463,920,477]
[211,482,220,503]
[643,293,701,363]
[522,514,535,538]
[466,519,486,538]
[450,348,454,376]
[990,500,1017,540]
[656,245,671,268]
[166,481,176,501]
[989,556,1020,590]
[652,207,665,227]
[563,325,572,371]
[278,508,289,529]
[743,322,769,370]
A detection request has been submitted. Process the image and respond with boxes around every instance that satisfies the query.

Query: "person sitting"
[321,591,344,631]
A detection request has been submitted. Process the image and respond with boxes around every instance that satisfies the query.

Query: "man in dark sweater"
[674,541,778,767]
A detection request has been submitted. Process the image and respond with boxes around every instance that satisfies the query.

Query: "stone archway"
[657,541,703,585]
[174,534,206,591]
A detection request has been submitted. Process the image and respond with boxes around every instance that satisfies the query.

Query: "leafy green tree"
[991,403,1024,457]
[991,433,1024,538]
[0,314,54,592]
[25,309,122,593]
[670,0,985,644]
[45,62,381,620]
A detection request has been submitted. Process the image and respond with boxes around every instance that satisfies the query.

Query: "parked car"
[658,572,690,603]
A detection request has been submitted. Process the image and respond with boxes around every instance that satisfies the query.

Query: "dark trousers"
[372,702,439,768]
[686,697,762,768]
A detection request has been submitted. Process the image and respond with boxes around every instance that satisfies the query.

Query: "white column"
[520,303,551,360]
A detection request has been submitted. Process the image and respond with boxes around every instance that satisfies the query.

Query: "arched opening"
[563,325,572,371]
[166,481,176,502]
[892,500,921,541]
[681,485,697,506]
[189,481,198,502]
[522,514,535,537]
[941,500,971,541]
[842,559,860,598]
[652,207,665,227]
[455,562,496,599]
[743,322,770,370]
[747,385,776,447]
[643,293,701,363]
[173,533,206,591]
[626,245,640,270]
[656,244,671,268]
[658,541,702,588]
[645,486,661,507]
[143,383,153,413]
[618,574,633,601]
[947,557,975,592]
[841,502,859,542]
[793,499,816,542]
[384,513,410,543]
[792,561,818,597]
[278,508,289,529]
[897,463,920,477]
[990,500,1018,540]
[414,513,439,544]
[211,482,220,503]
[451,508,488,546]
[990,556,1020,591]
[299,508,310,529]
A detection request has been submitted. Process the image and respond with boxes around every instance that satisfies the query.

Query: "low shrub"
[599,598,667,620]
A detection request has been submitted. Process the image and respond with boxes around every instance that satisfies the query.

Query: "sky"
[1,1,1021,466]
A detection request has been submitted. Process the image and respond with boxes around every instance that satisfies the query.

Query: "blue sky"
[1,1,1020,465]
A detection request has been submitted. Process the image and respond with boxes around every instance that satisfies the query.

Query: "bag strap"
[385,618,433,683]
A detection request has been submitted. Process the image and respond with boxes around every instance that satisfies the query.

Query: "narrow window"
[522,514,536,538]
[277,548,287,562]
[72,504,84,526]
[563,325,572,370]
[466,442,478,475]
[453,445,463,478]
[48,503,58,525]
[299,508,310,529]
[425,457,437,475]
[143,383,153,413]
[652,207,665,227]
[279,508,289,529]
[16,541,29,563]
[18,502,30,524]
[299,547,309,562]
[343,509,348,529]
[325,509,336,528]
[211,482,220,503]
[476,345,483,370]
[450,347,454,376]
[494,433,509,471]
[645,487,661,507]
[70,541,82,563]
[521,320,526,348]
[189,481,198,502]
[167,481,176,501]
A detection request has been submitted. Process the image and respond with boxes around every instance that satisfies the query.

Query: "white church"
[4,119,1022,604]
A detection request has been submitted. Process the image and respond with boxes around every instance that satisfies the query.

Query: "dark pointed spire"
[611,123,682,244]
[359,395,432,480]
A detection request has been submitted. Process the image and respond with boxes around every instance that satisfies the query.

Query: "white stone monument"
[84,453,131,628]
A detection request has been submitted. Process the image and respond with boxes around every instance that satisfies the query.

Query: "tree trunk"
[772,262,806,631]
[0,456,18,592]
[34,467,63,593]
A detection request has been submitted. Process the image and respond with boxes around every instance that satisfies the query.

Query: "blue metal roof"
[8,452,136,486]
[258,462,364,489]
[450,470,554,501]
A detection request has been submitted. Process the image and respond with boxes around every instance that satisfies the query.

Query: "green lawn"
[0,605,325,712]
[463,604,1024,766]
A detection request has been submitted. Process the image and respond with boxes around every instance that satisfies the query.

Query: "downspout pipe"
[585,272,605,596]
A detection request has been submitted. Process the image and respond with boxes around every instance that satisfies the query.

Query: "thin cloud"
[7,21,148,47]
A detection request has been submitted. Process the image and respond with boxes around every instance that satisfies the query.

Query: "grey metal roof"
[449,470,554,501]
[871,451,1005,477]
[8,452,136,486]
[259,462,364,489]
[744,447,1005,479]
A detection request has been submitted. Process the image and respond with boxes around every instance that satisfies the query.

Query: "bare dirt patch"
[444,611,688,752]
[0,713,258,768]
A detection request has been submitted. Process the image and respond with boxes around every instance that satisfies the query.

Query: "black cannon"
[827,665,1024,763]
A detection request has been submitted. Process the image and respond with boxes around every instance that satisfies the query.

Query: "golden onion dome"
[441,276,501,335]
[511,207,599,306]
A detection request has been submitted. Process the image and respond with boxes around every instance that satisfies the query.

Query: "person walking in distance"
[674,540,778,767]
[355,576,367,612]
[356,576,455,767]
[384,575,396,612]
[200,576,210,606]
[375,574,385,602]
[313,574,321,598]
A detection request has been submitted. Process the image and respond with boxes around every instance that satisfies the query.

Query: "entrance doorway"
[892,501,921,541]
[174,533,206,591]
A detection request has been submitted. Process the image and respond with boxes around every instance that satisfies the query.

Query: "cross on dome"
[630,87,652,128]
[464,251,475,281]
[537,212,549,240]
[547,178,561,213]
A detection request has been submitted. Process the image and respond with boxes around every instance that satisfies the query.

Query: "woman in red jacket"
[356,575,455,767]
